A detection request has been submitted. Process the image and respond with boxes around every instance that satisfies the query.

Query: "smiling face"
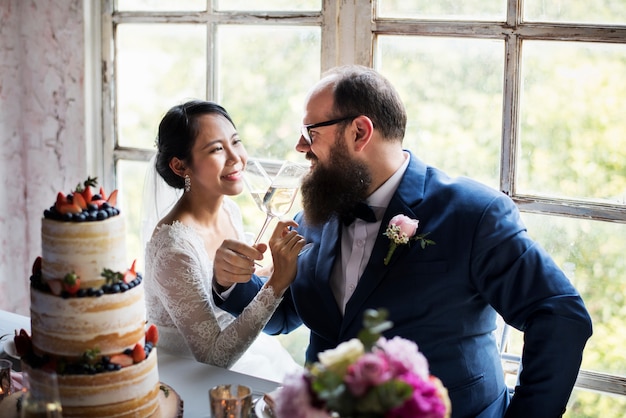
[297,80,372,225]
[300,132,372,226]
[296,78,340,168]
[186,113,247,199]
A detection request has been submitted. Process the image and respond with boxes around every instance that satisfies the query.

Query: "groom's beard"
[300,137,371,226]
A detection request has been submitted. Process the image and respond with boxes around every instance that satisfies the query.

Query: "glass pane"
[216,25,320,163]
[566,387,626,418]
[214,24,319,242]
[117,24,207,149]
[524,0,626,25]
[276,326,310,366]
[518,41,626,204]
[377,0,506,21]
[117,0,205,11]
[216,0,320,11]
[116,159,150,273]
[377,36,504,189]
[520,212,626,379]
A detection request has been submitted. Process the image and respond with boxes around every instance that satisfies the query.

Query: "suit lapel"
[312,217,344,315]
[341,152,427,333]
[316,217,341,282]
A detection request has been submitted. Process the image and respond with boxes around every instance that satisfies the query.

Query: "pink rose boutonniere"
[383,214,435,265]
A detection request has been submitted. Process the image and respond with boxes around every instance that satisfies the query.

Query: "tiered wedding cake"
[15,178,164,417]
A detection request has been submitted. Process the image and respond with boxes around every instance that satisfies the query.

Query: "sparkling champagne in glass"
[244,159,273,215]
[243,159,308,244]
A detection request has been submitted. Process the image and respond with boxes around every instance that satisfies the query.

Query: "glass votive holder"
[19,369,63,418]
[0,358,13,401]
[209,384,252,418]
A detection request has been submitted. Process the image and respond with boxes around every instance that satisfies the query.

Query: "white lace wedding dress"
[144,197,302,382]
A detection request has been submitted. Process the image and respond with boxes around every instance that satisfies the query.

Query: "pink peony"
[344,352,393,396]
[376,337,429,379]
[389,214,418,238]
[275,372,332,418]
[385,373,449,418]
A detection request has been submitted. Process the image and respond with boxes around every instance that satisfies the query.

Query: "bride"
[142,100,305,382]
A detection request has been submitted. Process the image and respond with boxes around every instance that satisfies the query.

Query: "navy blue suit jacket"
[219,152,592,418]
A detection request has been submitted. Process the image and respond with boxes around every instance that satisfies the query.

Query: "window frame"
[371,4,626,223]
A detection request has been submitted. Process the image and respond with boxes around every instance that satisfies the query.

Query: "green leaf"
[358,309,393,351]
[101,268,124,285]
[82,347,101,363]
[311,368,344,399]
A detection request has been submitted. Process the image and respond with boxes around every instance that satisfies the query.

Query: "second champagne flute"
[243,159,273,216]
[244,160,308,244]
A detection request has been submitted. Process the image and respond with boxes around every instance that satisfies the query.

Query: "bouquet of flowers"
[274,309,451,418]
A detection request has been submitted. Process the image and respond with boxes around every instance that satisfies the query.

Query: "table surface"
[0,309,280,417]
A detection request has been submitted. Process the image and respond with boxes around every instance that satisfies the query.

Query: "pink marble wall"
[0,0,86,314]
[0,0,26,314]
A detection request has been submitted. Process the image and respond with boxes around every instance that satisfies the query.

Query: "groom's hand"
[265,220,305,296]
[213,239,267,291]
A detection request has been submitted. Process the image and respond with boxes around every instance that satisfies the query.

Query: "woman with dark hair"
[143,100,304,380]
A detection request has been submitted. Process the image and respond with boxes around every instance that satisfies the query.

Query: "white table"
[0,310,280,417]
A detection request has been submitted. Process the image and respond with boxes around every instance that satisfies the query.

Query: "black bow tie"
[341,202,377,226]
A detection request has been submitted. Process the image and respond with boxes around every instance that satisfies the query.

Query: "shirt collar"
[366,151,410,213]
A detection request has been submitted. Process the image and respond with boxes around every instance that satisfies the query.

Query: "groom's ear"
[169,157,187,177]
[353,115,374,152]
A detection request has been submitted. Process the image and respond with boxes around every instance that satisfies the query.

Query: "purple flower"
[385,373,448,418]
[275,372,331,418]
[344,352,393,396]
[376,337,429,379]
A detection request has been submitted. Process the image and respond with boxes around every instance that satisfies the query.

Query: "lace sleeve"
[145,223,282,368]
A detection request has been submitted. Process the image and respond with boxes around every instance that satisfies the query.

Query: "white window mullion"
[101,0,116,191]
[500,34,522,196]
[355,0,374,66]
[321,0,372,70]
[207,20,217,101]
[85,0,105,187]
[320,0,339,71]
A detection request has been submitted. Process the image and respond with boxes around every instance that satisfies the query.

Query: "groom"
[214,65,592,418]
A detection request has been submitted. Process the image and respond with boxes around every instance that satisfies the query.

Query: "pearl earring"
[184,175,191,192]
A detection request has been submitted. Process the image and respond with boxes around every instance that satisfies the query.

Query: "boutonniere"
[383,214,435,265]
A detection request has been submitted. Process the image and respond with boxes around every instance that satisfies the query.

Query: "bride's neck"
[177,192,224,228]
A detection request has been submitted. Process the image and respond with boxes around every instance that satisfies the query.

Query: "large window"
[103,1,626,415]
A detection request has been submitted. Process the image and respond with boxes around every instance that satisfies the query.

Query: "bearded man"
[214,65,592,418]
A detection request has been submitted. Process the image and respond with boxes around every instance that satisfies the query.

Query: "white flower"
[318,338,364,375]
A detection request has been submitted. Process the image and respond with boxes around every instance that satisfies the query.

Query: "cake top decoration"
[44,176,120,222]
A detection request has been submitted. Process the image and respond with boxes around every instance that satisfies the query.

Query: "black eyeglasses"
[300,116,359,144]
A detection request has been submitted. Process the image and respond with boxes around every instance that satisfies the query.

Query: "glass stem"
[254,215,274,244]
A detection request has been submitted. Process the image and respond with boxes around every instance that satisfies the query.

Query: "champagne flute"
[244,159,308,244]
[20,369,63,418]
[243,159,273,218]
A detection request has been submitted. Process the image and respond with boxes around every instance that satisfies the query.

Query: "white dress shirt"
[330,152,410,313]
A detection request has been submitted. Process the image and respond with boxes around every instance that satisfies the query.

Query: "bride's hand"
[213,239,267,290]
[265,219,306,296]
